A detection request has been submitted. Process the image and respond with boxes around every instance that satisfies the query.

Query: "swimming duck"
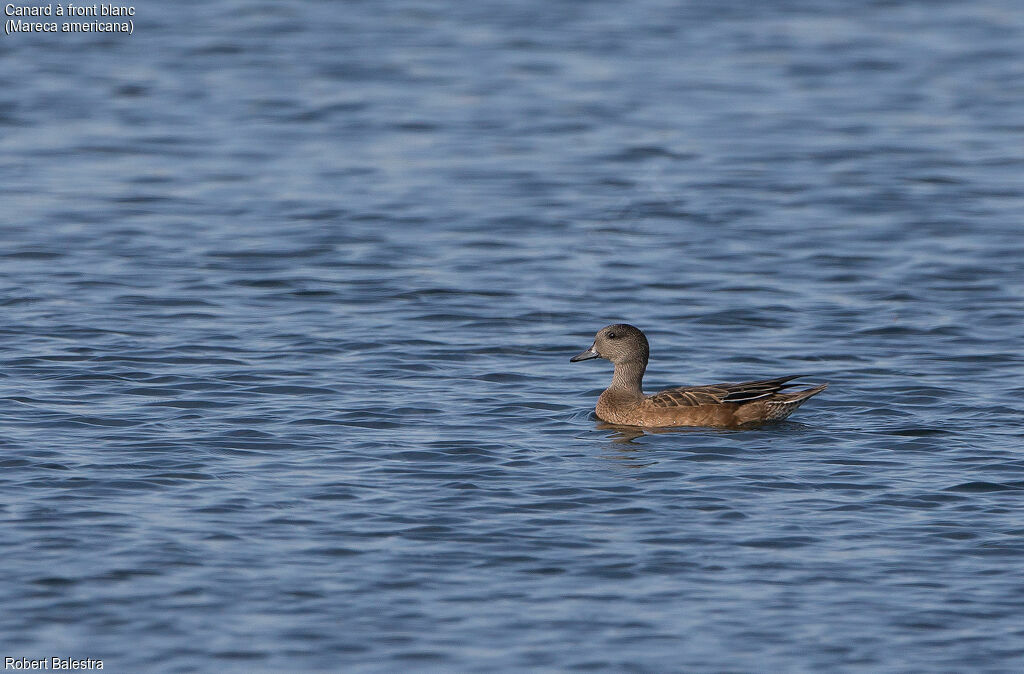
[571,324,827,427]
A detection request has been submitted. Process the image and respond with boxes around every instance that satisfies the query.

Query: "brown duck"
[571,324,827,428]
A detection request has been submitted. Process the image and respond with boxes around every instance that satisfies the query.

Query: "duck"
[570,323,827,428]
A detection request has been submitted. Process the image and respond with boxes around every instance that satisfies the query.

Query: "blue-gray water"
[3,0,1024,671]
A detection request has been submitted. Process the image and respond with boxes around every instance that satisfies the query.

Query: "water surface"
[2,0,1024,670]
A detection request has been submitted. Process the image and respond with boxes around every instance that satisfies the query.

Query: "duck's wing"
[648,375,806,408]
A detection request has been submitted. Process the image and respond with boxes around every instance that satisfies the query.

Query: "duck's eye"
[607,331,617,339]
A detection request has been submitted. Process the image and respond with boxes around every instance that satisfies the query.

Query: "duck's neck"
[609,360,646,399]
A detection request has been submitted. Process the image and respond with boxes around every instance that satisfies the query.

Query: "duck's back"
[596,376,827,428]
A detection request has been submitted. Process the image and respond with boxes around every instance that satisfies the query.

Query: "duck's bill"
[570,346,600,362]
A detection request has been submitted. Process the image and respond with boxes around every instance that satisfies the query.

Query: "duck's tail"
[764,383,828,421]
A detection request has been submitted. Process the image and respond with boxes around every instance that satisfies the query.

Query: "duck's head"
[570,323,649,366]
